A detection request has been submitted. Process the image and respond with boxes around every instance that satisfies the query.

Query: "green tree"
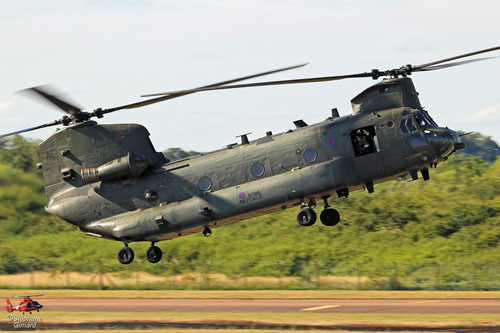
[458,132,499,162]
[163,147,201,162]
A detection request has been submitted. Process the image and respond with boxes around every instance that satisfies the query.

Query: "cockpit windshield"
[413,110,438,129]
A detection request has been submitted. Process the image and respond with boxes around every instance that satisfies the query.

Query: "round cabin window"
[145,190,158,204]
[198,176,212,191]
[250,162,265,177]
[303,148,318,163]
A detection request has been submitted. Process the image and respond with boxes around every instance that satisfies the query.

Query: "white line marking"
[301,305,340,311]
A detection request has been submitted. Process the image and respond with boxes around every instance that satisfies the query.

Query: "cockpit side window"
[406,118,417,132]
[400,117,419,134]
[400,119,409,133]
[423,111,438,127]
[414,110,438,129]
[414,113,428,128]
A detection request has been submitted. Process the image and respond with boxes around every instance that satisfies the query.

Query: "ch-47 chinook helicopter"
[1,46,499,264]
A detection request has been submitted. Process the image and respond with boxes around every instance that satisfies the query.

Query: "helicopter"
[1,46,499,265]
[5,295,43,314]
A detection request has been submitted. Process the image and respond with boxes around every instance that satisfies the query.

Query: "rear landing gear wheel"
[296,208,316,226]
[146,244,162,264]
[117,245,134,265]
[320,208,340,226]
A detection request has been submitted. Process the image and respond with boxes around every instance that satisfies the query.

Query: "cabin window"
[250,162,265,177]
[303,148,318,163]
[351,126,378,157]
[198,176,212,191]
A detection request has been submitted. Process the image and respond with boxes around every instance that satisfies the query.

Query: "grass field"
[1,290,499,332]
[0,271,379,289]
[2,289,500,299]
[32,311,500,325]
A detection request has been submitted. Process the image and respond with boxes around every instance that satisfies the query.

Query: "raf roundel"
[239,192,246,199]
[327,138,335,146]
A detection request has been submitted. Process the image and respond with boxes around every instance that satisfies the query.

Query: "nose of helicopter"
[425,128,465,160]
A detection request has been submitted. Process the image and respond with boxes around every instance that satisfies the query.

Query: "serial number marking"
[239,191,262,204]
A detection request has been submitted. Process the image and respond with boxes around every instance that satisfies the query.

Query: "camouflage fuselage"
[41,78,462,243]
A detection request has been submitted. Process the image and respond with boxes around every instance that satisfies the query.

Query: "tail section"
[5,298,13,312]
[39,122,166,206]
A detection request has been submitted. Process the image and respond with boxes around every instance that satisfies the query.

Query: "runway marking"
[300,305,339,311]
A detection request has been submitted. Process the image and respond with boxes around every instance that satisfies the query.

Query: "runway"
[41,298,500,313]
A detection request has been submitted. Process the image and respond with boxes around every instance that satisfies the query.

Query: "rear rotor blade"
[19,85,82,116]
[141,63,308,97]
[100,63,308,114]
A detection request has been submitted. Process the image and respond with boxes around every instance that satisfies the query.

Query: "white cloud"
[471,104,500,122]
[0,101,25,130]
[0,101,14,113]
[1,0,500,149]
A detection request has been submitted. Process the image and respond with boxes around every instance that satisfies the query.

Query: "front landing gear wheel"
[320,208,340,226]
[296,208,316,226]
[146,245,162,264]
[117,245,134,265]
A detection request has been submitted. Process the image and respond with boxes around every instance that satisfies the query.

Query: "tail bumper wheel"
[320,207,340,226]
[117,246,135,265]
[146,245,163,264]
[296,207,317,226]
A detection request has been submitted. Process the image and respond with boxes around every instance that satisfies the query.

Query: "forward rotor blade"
[415,57,496,72]
[141,63,308,98]
[19,85,82,116]
[138,72,374,97]
[413,46,500,71]
[0,120,61,138]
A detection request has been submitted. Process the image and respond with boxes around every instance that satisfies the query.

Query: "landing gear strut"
[320,197,340,226]
[117,244,134,265]
[146,243,162,264]
[296,201,317,226]
[203,226,212,237]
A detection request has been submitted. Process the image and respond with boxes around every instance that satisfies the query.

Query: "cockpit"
[413,109,438,129]
[400,109,438,134]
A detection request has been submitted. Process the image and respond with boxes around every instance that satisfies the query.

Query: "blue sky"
[1,0,499,151]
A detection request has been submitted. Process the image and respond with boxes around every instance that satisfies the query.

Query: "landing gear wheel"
[117,245,134,265]
[146,245,162,264]
[203,226,212,237]
[296,208,317,226]
[320,208,340,226]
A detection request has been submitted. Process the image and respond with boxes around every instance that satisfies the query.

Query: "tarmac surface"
[41,298,500,313]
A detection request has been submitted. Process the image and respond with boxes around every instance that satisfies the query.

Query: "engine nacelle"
[81,152,150,184]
